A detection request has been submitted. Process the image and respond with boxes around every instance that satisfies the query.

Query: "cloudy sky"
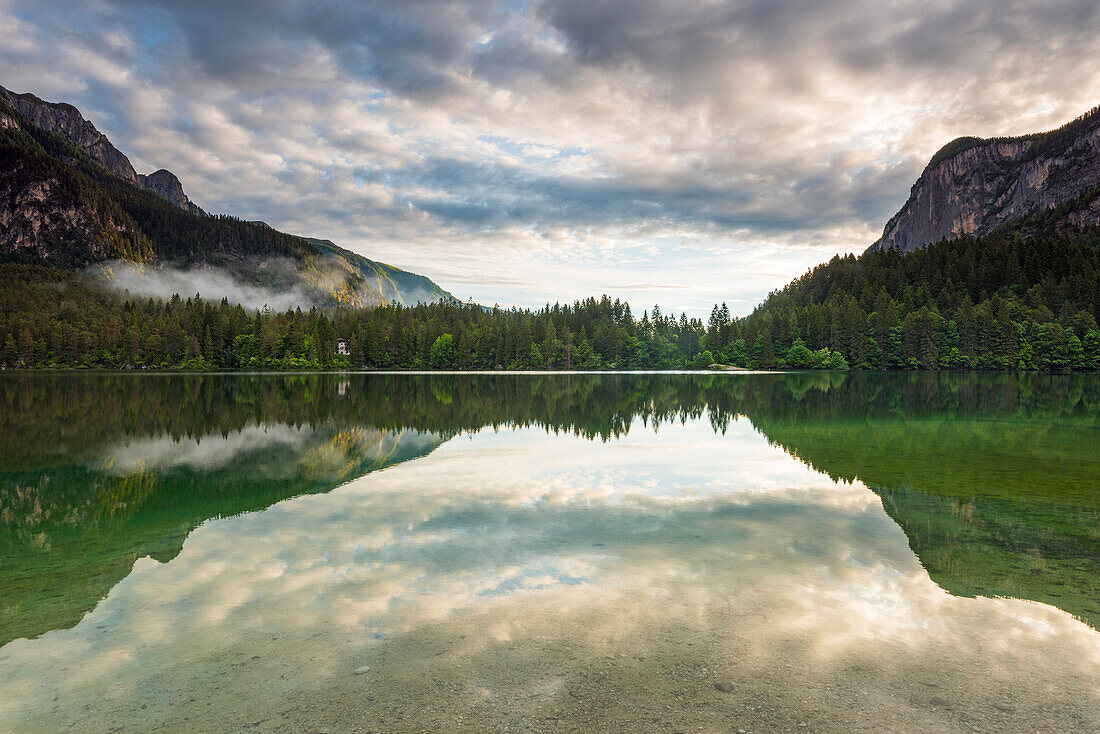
[3,0,1100,314]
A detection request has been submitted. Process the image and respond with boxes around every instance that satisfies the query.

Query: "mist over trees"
[2,225,1099,372]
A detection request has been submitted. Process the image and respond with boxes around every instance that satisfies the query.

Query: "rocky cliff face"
[137,169,204,215]
[0,85,201,212]
[868,107,1100,252]
[0,156,107,261]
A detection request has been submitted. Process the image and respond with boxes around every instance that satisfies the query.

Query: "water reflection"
[0,373,1098,732]
[1,413,444,645]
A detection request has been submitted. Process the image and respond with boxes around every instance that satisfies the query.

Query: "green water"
[0,372,1097,732]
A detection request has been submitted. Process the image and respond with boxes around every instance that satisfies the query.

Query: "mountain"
[298,235,452,307]
[869,105,1100,253]
[725,225,1100,370]
[0,85,203,214]
[0,84,452,307]
[137,169,204,215]
[700,106,1100,373]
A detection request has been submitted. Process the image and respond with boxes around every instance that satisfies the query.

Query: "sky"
[2,0,1100,316]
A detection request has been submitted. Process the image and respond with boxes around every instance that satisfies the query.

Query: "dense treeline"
[730,227,1100,371]
[2,225,1100,371]
[0,264,715,370]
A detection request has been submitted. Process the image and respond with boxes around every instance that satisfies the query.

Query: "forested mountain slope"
[715,108,1100,372]
[724,222,1100,370]
[0,85,451,307]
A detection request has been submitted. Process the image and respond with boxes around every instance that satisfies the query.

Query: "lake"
[0,372,1098,733]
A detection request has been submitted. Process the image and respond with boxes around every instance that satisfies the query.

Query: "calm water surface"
[0,372,1098,733]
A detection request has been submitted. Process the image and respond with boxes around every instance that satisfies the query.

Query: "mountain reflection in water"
[0,372,1097,733]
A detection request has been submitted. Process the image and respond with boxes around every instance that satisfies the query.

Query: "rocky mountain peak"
[137,169,204,216]
[868,106,1100,253]
[0,84,202,213]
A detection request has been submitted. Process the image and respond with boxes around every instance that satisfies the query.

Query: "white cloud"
[2,0,1099,313]
[2,417,1096,730]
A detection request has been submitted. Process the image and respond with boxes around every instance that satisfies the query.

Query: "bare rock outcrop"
[137,169,204,215]
[868,108,1100,252]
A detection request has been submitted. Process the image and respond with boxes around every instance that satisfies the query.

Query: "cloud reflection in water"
[0,417,1097,732]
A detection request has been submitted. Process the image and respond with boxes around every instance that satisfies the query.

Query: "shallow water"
[0,372,1098,732]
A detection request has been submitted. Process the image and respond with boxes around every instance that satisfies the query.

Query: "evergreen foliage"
[2,223,1100,372]
[0,265,715,370]
[732,226,1100,371]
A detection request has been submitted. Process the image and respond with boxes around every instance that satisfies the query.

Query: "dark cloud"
[101,0,499,97]
[2,0,1099,311]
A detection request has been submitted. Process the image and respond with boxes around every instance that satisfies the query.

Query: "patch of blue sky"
[476,133,586,167]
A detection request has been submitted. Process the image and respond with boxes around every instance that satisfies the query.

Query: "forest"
[1,222,1099,371]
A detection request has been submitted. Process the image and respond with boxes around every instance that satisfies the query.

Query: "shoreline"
[0,367,1089,375]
